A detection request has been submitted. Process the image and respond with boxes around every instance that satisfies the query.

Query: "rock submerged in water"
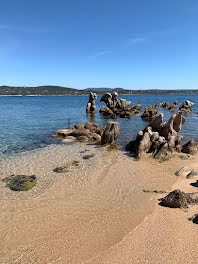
[160,189,198,208]
[141,105,158,120]
[2,175,37,191]
[53,160,81,173]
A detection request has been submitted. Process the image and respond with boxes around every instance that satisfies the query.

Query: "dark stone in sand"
[175,166,190,176]
[82,154,95,160]
[53,160,81,173]
[160,189,198,208]
[189,214,198,224]
[2,175,37,191]
[182,139,198,155]
[186,168,198,179]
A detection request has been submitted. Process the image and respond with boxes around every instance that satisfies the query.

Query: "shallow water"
[0,142,182,263]
[0,94,198,159]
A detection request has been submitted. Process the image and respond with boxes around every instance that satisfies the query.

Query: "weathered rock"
[182,139,198,155]
[99,106,116,118]
[54,128,74,137]
[179,100,194,112]
[141,105,158,121]
[186,168,198,179]
[160,189,198,208]
[137,132,152,158]
[76,136,89,142]
[101,122,120,145]
[126,111,185,159]
[74,124,85,130]
[54,123,105,143]
[99,92,140,119]
[86,92,97,112]
[175,166,190,176]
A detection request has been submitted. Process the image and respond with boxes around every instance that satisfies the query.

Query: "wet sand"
[0,142,193,264]
[88,155,198,264]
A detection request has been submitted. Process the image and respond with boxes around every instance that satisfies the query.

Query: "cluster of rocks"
[126,111,186,159]
[100,104,142,119]
[100,92,131,109]
[156,100,194,113]
[99,91,141,119]
[54,121,120,145]
[179,100,194,112]
[54,123,104,143]
[156,101,179,112]
[141,100,195,121]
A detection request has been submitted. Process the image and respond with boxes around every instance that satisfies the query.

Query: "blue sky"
[0,0,198,89]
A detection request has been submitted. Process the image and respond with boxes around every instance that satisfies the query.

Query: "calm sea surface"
[0,94,198,160]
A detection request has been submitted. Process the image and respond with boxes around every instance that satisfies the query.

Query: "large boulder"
[101,122,120,145]
[182,139,198,155]
[160,189,198,208]
[126,111,186,159]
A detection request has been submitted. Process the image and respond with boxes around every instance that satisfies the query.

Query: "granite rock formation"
[86,92,97,112]
[126,111,186,159]
[141,105,158,120]
[100,92,141,119]
[101,122,120,145]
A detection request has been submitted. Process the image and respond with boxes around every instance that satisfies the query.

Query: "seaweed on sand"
[3,175,37,191]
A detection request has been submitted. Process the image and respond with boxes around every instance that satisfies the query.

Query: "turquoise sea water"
[0,94,198,160]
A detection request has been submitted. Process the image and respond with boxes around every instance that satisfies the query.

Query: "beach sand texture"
[0,142,197,264]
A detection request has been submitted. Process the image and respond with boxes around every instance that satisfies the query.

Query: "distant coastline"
[1,85,198,96]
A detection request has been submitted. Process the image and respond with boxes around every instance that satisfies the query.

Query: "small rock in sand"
[179,154,192,160]
[186,168,198,179]
[82,154,95,160]
[53,160,81,173]
[175,166,190,176]
[189,214,198,224]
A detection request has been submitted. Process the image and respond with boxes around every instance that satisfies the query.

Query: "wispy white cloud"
[87,50,112,59]
[127,37,146,46]
[95,50,112,57]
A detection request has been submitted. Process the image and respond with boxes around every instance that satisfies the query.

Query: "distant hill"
[0,85,198,95]
[0,85,83,96]
[85,87,125,93]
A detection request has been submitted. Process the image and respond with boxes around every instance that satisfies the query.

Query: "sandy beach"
[1,140,197,264]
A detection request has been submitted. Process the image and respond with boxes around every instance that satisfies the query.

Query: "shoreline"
[88,153,198,264]
[0,142,188,263]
